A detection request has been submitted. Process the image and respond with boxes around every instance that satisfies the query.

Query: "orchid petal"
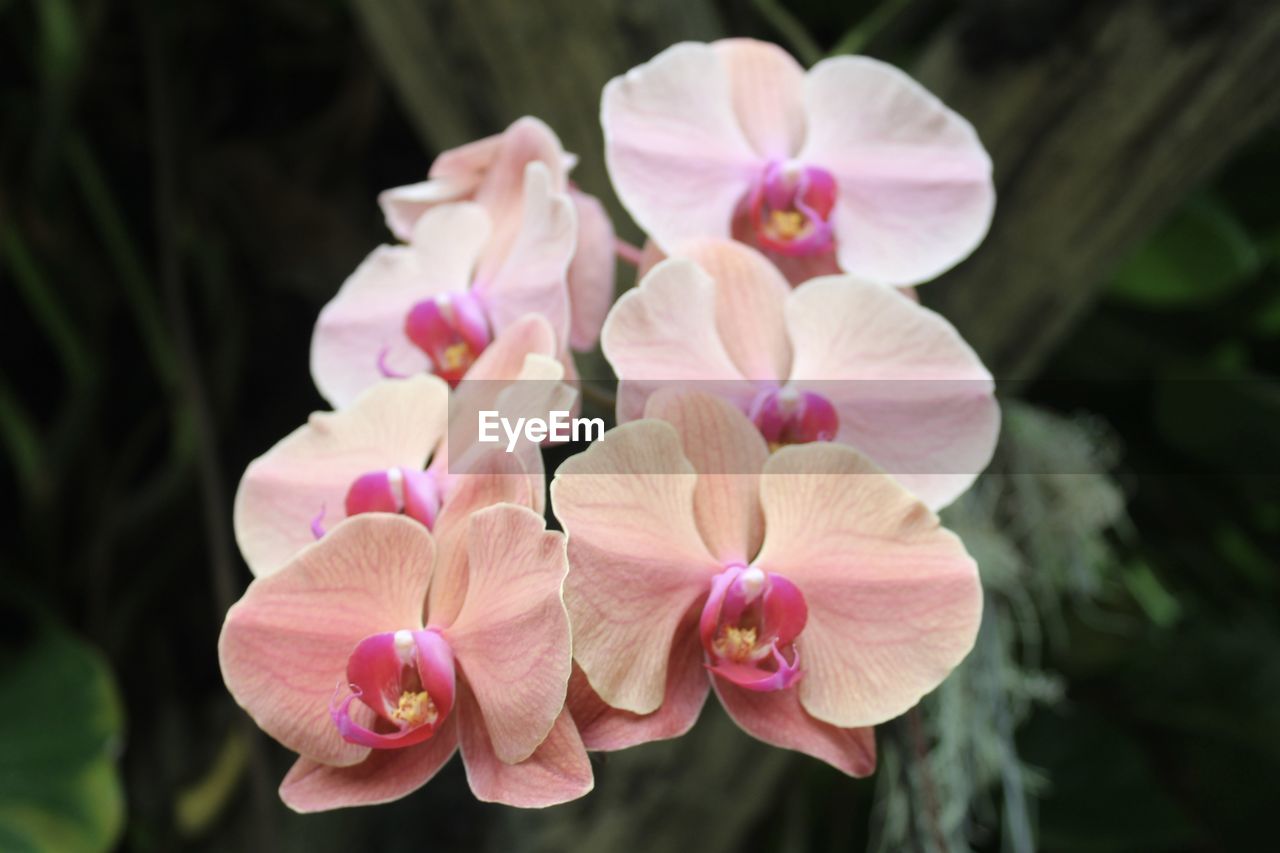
[754,444,983,727]
[474,161,574,346]
[643,390,767,564]
[233,374,448,577]
[601,258,749,422]
[566,189,616,351]
[797,56,994,285]
[714,679,875,777]
[713,38,806,160]
[679,239,792,383]
[456,685,593,807]
[602,42,761,252]
[278,715,458,812]
[443,505,571,764]
[550,420,719,713]
[785,276,999,509]
[567,602,709,751]
[472,117,569,271]
[218,515,437,766]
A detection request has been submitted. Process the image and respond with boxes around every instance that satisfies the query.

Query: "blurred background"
[2,0,1278,851]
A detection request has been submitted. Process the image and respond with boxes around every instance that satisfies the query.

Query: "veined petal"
[797,56,994,285]
[785,276,999,509]
[568,603,709,751]
[474,161,575,346]
[680,239,792,382]
[601,258,748,422]
[472,116,570,269]
[713,38,807,160]
[754,445,982,728]
[311,203,490,408]
[603,42,761,252]
[234,374,448,577]
[550,420,719,713]
[714,679,875,777]
[278,715,459,812]
[644,390,767,565]
[566,189,617,351]
[218,515,437,767]
[457,685,593,807]
[443,505,571,764]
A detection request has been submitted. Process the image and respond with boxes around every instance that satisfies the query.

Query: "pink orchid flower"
[220,510,591,810]
[381,116,616,352]
[603,39,993,286]
[312,161,575,409]
[601,239,999,510]
[236,314,566,578]
[551,391,982,774]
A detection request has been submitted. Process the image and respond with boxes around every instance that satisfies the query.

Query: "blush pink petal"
[601,258,749,422]
[473,162,575,346]
[680,239,792,382]
[233,374,449,577]
[278,716,459,812]
[311,203,491,408]
[566,189,617,351]
[797,57,994,285]
[218,515,437,767]
[427,451,535,629]
[568,603,709,751]
[784,276,999,509]
[713,678,875,777]
[644,390,767,565]
[457,685,593,807]
[713,38,807,160]
[442,504,571,764]
[472,118,569,275]
[379,176,477,243]
[754,445,983,728]
[550,421,719,713]
[602,42,760,252]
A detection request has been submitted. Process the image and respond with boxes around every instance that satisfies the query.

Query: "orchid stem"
[615,238,644,267]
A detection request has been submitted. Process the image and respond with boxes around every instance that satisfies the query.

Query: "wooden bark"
[915,0,1280,378]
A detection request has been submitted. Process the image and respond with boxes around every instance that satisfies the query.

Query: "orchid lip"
[749,387,839,449]
[403,290,491,386]
[342,466,442,530]
[330,628,456,749]
[700,564,808,693]
[749,160,837,257]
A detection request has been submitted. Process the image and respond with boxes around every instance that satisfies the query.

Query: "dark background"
[2,1,1279,851]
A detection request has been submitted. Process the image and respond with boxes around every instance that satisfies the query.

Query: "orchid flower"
[601,239,999,510]
[603,39,993,286]
[236,314,567,578]
[220,510,591,810]
[381,116,616,352]
[552,391,982,773]
[312,162,575,409]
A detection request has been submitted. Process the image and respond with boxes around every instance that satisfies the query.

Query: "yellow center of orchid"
[769,209,809,241]
[714,625,759,662]
[389,690,438,727]
[441,342,472,373]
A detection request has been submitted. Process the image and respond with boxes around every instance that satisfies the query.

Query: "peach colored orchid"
[381,116,616,352]
[601,239,999,510]
[603,39,993,286]
[236,315,567,578]
[552,392,982,773]
[312,162,574,409]
[220,510,591,810]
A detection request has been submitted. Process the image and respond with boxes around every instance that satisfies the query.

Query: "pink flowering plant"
[221,35,999,812]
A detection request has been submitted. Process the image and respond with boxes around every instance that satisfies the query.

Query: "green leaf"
[1109,195,1261,308]
[0,624,125,853]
